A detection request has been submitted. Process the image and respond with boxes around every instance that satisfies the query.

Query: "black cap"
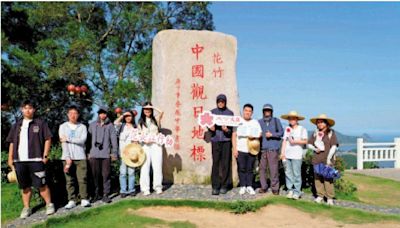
[98,106,108,114]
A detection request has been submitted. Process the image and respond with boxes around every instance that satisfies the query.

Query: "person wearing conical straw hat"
[307,114,339,206]
[232,104,262,195]
[280,111,308,200]
[114,110,138,198]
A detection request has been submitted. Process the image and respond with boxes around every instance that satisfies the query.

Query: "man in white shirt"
[59,105,90,209]
[232,104,262,195]
[6,100,55,218]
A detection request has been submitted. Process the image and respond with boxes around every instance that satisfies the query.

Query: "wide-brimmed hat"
[247,138,260,156]
[310,114,335,127]
[281,111,305,121]
[7,169,18,183]
[142,104,153,109]
[121,143,146,168]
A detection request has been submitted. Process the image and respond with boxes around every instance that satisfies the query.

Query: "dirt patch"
[130,205,400,228]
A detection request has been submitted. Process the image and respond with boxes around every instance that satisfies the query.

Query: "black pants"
[237,152,256,187]
[89,158,111,196]
[211,141,232,189]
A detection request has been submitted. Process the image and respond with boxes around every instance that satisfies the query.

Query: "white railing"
[357,137,400,170]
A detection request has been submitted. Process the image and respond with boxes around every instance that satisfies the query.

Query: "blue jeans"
[283,159,302,196]
[119,162,135,194]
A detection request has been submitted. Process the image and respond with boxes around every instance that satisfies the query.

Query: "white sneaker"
[327,199,334,206]
[292,194,300,200]
[314,196,323,204]
[81,199,91,207]
[143,191,151,196]
[64,200,76,210]
[20,207,31,219]
[239,187,246,195]
[286,191,293,199]
[246,186,256,195]
[46,203,55,215]
[156,189,163,195]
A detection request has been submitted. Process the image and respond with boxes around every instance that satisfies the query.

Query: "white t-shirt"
[18,119,40,161]
[235,119,262,153]
[283,125,308,159]
[119,125,135,155]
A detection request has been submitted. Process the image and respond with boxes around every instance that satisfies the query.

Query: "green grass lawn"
[1,183,45,224]
[343,173,400,208]
[3,174,400,227]
[31,198,400,227]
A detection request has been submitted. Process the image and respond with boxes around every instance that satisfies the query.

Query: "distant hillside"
[307,130,371,145]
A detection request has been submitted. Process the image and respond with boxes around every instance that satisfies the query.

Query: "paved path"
[5,184,400,228]
[346,168,400,182]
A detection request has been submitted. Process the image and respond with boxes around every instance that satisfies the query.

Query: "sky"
[209,2,400,136]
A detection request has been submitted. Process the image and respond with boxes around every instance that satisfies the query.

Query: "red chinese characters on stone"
[191,125,205,139]
[190,145,206,162]
[192,65,204,78]
[212,66,224,78]
[174,78,182,151]
[193,106,203,118]
[191,83,207,100]
[191,44,204,61]
[213,52,223,64]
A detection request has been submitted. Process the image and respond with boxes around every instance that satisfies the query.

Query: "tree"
[1,2,214,145]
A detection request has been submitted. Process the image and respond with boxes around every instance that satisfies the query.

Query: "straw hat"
[247,138,260,156]
[7,169,18,183]
[121,143,146,168]
[310,114,335,127]
[281,111,305,121]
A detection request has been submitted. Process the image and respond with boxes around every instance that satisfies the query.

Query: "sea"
[338,133,399,168]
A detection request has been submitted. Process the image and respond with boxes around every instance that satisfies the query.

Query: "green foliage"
[230,200,257,214]
[1,151,9,183]
[363,162,379,169]
[1,2,214,147]
[339,154,357,169]
[334,178,357,196]
[48,143,62,160]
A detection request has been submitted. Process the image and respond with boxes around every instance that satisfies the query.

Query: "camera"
[95,142,103,150]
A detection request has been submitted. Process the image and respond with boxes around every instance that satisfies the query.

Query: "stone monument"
[152,30,240,184]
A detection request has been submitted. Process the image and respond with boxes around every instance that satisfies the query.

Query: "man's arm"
[8,143,14,170]
[43,138,51,164]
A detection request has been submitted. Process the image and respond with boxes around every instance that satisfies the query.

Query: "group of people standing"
[6,95,339,219]
[209,94,339,206]
[7,100,164,219]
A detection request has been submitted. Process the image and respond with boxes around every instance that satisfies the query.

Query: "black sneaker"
[102,196,112,203]
[212,189,220,195]
[120,193,128,198]
[129,192,137,197]
[92,194,102,203]
[220,188,228,194]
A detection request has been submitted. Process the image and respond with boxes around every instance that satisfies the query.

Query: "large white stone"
[152,30,240,184]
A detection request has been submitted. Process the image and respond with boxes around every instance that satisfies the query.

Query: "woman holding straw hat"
[138,101,164,196]
[308,114,339,206]
[280,111,308,200]
[114,110,138,198]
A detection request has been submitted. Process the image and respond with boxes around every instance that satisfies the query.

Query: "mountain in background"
[307,130,371,144]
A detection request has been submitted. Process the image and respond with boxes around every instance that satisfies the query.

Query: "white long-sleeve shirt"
[59,122,87,160]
